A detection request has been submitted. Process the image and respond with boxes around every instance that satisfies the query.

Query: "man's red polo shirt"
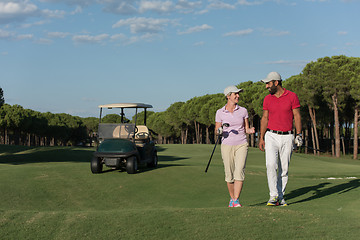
[263,88,300,132]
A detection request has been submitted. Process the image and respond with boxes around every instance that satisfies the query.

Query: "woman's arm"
[215,122,222,135]
[245,118,255,134]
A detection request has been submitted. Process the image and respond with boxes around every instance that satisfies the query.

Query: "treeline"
[1,55,359,159]
[0,103,129,147]
[142,55,360,159]
[0,104,97,146]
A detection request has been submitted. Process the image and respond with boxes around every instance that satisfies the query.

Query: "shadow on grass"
[99,154,188,174]
[155,146,167,152]
[288,179,360,205]
[252,180,360,206]
[0,145,188,172]
[0,146,94,164]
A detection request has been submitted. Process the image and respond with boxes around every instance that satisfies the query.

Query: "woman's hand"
[246,127,255,134]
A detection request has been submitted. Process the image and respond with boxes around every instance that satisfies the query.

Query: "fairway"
[0,144,360,240]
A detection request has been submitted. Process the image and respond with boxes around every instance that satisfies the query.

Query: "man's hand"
[259,138,265,152]
[294,134,303,147]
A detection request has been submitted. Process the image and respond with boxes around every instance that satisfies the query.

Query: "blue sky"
[1,0,359,118]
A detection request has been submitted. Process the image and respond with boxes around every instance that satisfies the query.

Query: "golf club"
[294,144,326,153]
[205,123,229,173]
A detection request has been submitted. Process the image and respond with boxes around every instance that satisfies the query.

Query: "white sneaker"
[279,198,288,206]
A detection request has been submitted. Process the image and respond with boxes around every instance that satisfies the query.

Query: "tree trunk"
[308,106,320,156]
[28,133,31,146]
[206,126,210,144]
[332,94,341,158]
[184,127,188,144]
[194,121,199,144]
[5,128,8,144]
[305,128,308,154]
[181,129,185,144]
[353,108,358,159]
[311,124,316,155]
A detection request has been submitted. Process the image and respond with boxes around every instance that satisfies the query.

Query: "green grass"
[0,144,360,239]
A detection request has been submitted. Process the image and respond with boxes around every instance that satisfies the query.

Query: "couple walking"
[215,72,303,207]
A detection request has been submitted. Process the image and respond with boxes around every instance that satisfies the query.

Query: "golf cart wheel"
[91,156,103,174]
[126,156,138,174]
[148,152,158,168]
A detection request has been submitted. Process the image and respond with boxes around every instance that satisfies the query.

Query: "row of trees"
[0,103,95,146]
[1,55,359,159]
[0,102,134,146]
[141,55,360,159]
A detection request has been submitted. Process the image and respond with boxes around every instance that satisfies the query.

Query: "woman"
[215,85,255,207]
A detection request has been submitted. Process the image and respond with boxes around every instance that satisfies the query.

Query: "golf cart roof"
[98,103,153,109]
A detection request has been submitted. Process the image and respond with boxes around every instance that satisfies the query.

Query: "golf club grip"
[205,135,221,173]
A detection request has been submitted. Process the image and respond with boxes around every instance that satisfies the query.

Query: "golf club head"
[222,123,230,127]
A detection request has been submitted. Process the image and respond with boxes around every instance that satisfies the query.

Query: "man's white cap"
[224,85,243,96]
[261,72,282,83]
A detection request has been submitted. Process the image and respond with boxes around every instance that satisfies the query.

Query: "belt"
[267,129,293,135]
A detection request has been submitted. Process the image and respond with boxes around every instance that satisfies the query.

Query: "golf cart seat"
[98,123,135,140]
[135,125,150,146]
[113,124,136,139]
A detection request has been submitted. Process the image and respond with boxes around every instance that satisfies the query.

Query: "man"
[259,72,302,206]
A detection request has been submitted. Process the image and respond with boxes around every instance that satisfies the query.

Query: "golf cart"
[91,103,158,174]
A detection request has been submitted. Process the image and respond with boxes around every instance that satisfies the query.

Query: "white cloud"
[196,9,208,14]
[47,32,70,38]
[16,33,33,40]
[36,38,53,44]
[0,29,33,41]
[110,32,162,45]
[123,34,151,45]
[110,33,126,41]
[193,41,205,46]
[176,0,202,10]
[237,0,263,6]
[113,17,175,34]
[260,28,290,36]
[72,33,109,43]
[264,59,308,68]
[103,1,138,15]
[42,9,66,18]
[223,28,253,37]
[139,0,174,13]
[178,24,213,35]
[0,29,12,39]
[338,31,348,35]
[0,0,39,23]
[40,0,96,6]
[208,0,236,10]
[21,20,48,28]
[71,5,83,15]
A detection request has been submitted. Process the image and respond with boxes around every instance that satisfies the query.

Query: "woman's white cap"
[224,85,243,96]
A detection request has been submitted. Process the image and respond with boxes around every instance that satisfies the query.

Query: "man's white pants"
[265,131,294,199]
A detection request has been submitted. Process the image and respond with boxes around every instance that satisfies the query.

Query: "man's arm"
[293,107,302,135]
[259,110,269,151]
